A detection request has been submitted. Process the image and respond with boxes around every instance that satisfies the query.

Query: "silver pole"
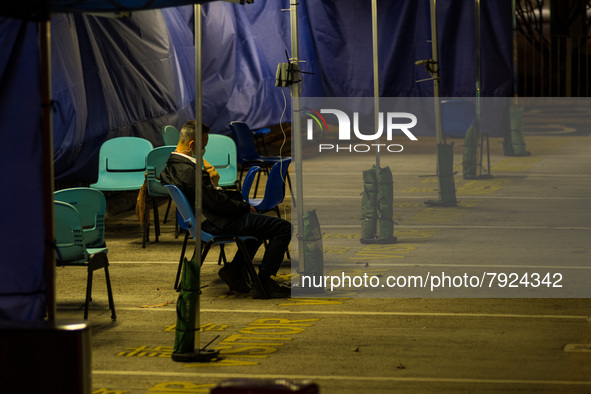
[193,3,203,348]
[371,0,380,170]
[429,0,443,144]
[289,1,305,273]
[475,0,481,129]
[40,19,56,323]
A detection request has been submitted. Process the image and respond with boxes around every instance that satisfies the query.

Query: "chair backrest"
[162,125,180,146]
[204,134,238,188]
[229,121,262,163]
[258,158,291,211]
[91,137,154,191]
[242,158,291,212]
[241,166,261,201]
[147,146,176,197]
[441,100,475,138]
[54,201,88,264]
[54,187,106,248]
[164,184,215,243]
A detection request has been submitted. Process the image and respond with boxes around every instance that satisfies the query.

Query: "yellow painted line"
[92,370,591,386]
[113,307,589,320]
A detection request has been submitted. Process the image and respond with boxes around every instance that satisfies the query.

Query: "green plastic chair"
[204,134,240,190]
[90,137,154,191]
[143,145,176,247]
[162,125,180,146]
[54,201,116,320]
[54,187,106,248]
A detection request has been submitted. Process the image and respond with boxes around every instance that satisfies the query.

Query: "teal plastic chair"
[204,134,240,190]
[54,187,106,248]
[162,125,180,146]
[164,184,266,298]
[90,137,154,191]
[54,201,116,320]
[143,145,176,247]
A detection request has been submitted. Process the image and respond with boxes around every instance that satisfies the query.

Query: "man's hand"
[250,206,257,214]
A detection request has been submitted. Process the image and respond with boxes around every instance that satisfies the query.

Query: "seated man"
[160,120,292,298]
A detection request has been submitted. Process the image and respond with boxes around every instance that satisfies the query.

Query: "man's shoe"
[218,266,250,293]
[251,279,291,299]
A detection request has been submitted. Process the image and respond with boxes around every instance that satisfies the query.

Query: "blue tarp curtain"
[0,0,512,321]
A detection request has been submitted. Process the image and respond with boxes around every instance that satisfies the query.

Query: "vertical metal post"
[511,0,518,98]
[193,3,203,348]
[290,0,305,273]
[475,0,483,173]
[429,0,443,145]
[371,0,380,170]
[40,19,56,323]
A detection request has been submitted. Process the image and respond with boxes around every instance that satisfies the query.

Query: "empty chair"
[164,184,267,298]
[54,187,106,248]
[241,158,291,219]
[241,158,292,260]
[162,125,180,146]
[203,134,240,190]
[229,121,292,198]
[143,145,176,248]
[90,136,154,191]
[54,201,116,320]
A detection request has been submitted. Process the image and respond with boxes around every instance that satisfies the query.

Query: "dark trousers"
[211,213,292,276]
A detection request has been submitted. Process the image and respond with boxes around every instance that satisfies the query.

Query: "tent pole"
[290,0,305,273]
[430,0,443,145]
[193,2,203,350]
[425,0,458,206]
[371,0,380,170]
[40,19,56,323]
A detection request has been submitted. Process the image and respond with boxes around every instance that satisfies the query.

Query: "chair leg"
[253,169,263,198]
[84,266,93,320]
[103,264,117,321]
[142,198,149,248]
[235,238,267,299]
[218,244,227,265]
[153,198,161,243]
[163,197,172,224]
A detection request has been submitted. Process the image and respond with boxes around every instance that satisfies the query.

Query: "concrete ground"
[54,121,591,393]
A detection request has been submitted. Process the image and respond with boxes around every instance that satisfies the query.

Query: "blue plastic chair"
[54,201,116,320]
[54,187,106,248]
[162,125,180,146]
[164,184,266,298]
[90,137,154,191]
[229,121,292,198]
[143,146,176,247]
[441,100,476,138]
[241,158,291,219]
[241,158,292,260]
[204,134,240,190]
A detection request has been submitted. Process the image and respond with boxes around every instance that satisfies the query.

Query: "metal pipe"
[40,19,56,323]
[429,0,443,144]
[290,0,305,273]
[371,0,380,170]
[193,3,203,348]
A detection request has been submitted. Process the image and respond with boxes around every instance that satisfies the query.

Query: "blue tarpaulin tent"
[0,0,513,321]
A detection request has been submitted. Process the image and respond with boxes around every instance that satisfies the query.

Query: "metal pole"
[40,19,56,323]
[290,0,305,273]
[371,0,380,170]
[430,0,443,145]
[475,0,484,175]
[193,3,203,348]
[511,0,519,99]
